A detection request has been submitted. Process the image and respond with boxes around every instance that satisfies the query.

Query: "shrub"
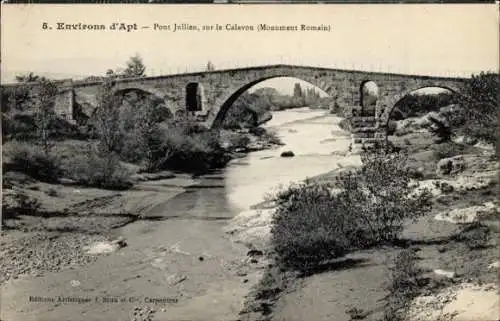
[91,79,123,154]
[66,148,133,190]
[3,142,63,183]
[335,152,432,244]
[1,84,32,113]
[261,130,283,145]
[2,189,42,223]
[387,120,397,136]
[424,114,452,143]
[168,130,230,172]
[338,118,352,132]
[452,222,490,250]
[432,142,465,159]
[270,152,432,271]
[392,91,455,120]
[383,249,424,321]
[271,181,351,271]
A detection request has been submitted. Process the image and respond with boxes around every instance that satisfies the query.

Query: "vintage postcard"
[1,4,499,321]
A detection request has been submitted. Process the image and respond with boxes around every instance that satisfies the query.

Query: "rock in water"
[280,151,295,158]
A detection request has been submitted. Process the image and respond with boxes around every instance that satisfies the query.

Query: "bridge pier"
[54,89,76,124]
[348,81,386,153]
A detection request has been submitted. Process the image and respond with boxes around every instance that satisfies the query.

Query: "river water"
[225,107,355,212]
[175,107,356,218]
[1,107,358,321]
[155,107,355,221]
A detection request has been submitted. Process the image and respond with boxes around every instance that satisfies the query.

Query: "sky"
[1,4,498,94]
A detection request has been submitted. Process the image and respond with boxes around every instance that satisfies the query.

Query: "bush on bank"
[66,148,133,190]
[3,141,63,183]
[270,151,433,272]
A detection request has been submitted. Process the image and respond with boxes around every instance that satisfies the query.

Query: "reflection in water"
[160,108,352,218]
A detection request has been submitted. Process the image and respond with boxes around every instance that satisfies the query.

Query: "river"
[1,107,358,321]
[165,107,355,218]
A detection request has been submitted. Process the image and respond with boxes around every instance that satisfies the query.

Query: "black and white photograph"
[0,4,499,321]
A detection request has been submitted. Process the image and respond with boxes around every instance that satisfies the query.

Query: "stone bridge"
[4,64,466,149]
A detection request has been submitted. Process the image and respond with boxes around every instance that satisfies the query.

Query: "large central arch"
[210,75,334,128]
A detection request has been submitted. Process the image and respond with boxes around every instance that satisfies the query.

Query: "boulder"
[280,151,295,158]
[436,155,465,176]
[464,136,479,146]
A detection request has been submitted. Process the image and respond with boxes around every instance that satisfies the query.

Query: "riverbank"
[0,172,195,285]
[0,108,343,321]
[232,130,499,321]
[0,124,282,286]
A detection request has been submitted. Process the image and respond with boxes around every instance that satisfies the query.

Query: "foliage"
[383,249,424,321]
[34,79,58,154]
[424,114,452,143]
[432,141,466,159]
[270,152,432,271]
[66,146,133,190]
[92,79,123,154]
[452,222,490,250]
[206,60,215,71]
[123,54,146,78]
[1,79,58,149]
[119,100,174,172]
[160,123,230,173]
[1,84,32,113]
[391,91,455,120]
[449,72,499,145]
[3,141,63,183]
[1,189,42,224]
[387,120,397,136]
[15,72,47,83]
[222,86,325,129]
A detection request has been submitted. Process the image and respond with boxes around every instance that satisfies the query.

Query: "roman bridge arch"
[376,83,462,127]
[346,80,464,150]
[208,73,336,128]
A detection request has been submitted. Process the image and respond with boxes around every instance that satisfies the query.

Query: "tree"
[1,85,31,113]
[293,83,306,106]
[449,72,499,146]
[132,101,174,172]
[34,79,58,154]
[293,83,303,98]
[123,54,146,78]
[92,79,123,154]
[15,72,46,83]
[206,61,215,71]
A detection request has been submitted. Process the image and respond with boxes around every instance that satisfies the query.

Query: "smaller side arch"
[378,85,460,127]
